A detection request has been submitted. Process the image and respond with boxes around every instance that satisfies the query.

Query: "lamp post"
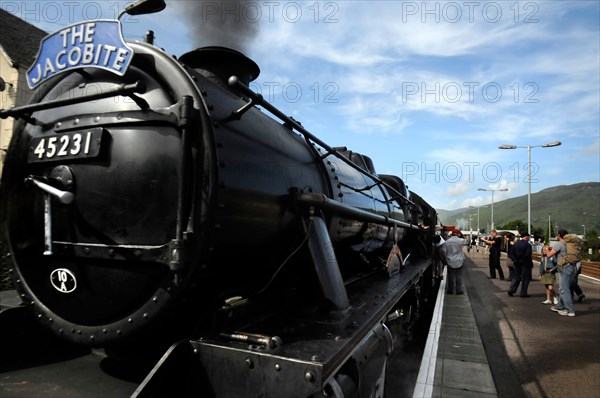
[469,214,473,239]
[469,205,483,235]
[547,212,552,242]
[582,224,586,238]
[478,188,508,230]
[499,141,562,235]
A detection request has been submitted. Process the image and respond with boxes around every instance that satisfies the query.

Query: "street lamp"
[478,188,508,230]
[499,141,562,235]
[548,212,552,242]
[582,224,586,237]
[469,205,483,235]
[469,214,473,238]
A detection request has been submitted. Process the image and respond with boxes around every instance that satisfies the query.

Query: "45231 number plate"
[29,128,105,163]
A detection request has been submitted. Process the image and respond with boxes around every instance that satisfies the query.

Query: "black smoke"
[176,0,260,53]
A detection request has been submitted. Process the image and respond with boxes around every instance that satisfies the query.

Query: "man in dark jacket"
[481,230,504,280]
[507,232,533,297]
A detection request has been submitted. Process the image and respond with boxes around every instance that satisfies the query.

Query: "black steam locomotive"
[0,1,439,396]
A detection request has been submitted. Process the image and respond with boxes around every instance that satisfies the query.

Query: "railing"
[581,261,600,279]
[532,253,600,279]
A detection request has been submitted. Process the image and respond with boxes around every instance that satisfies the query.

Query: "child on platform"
[540,245,558,305]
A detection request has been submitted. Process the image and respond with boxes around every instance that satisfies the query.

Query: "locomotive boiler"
[0,1,439,396]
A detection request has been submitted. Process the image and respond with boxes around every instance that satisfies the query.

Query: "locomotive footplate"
[133,258,433,398]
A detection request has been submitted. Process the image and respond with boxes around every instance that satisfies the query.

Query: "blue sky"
[3,0,599,211]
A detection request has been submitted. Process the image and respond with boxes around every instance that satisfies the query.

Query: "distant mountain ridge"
[437,182,600,234]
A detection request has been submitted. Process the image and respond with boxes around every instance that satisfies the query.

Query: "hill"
[438,182,600,235]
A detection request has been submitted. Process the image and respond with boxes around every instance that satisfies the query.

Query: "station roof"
[0,8,47,69]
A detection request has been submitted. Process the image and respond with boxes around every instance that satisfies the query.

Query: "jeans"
[572,263,584,298]
[557,263,577,313]
[447,266,464,294]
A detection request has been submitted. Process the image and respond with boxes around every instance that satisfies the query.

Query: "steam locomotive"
[0,1,439,396]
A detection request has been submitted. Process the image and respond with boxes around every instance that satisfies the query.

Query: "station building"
[0,8,46,177]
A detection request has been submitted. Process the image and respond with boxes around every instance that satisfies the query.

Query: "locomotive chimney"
[179,46,260,89]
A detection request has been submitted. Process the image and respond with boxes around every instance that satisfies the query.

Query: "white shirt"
[442,236,466,268]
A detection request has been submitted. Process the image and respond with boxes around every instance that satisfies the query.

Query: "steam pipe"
[297,193,422,231]
[307,215,350,310]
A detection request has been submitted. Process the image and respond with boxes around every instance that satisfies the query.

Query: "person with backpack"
[547,229,580,317]
[507,232,533,297]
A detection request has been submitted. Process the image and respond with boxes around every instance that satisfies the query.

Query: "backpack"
[557,234,583,266]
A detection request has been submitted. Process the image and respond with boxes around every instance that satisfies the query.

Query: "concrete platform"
[413,266,497,398]
[415,248,600,398]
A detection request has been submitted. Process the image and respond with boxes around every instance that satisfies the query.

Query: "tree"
[545,221,556,244]
[496,220,528,234]
[532,226,544,242]
[583,229,600,261]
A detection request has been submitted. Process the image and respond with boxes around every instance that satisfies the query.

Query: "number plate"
[28,128,105,163]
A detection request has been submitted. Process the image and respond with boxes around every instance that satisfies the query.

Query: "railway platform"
[414,249,600,398]
[2,249,599,398]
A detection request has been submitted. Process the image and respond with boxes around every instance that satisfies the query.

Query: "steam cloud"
[177,0,260,53]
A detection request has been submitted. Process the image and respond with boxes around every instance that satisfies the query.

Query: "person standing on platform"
[507,232,533,297]
[572,261,586,303]
[539,245,558,305]
[442,232,467,295]
[547,230,577,317]
[481,230,505,280]
[506,233,516,282]
[433,235,446,280]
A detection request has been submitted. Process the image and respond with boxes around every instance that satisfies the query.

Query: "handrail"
[0,81,147,119]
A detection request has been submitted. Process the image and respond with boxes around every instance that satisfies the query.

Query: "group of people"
[538,229,586,317]
[484,228,585,317]
[479,229,535,296]
[435,229,585,318]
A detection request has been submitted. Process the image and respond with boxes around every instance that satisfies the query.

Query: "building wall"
[0,50,38,179]
[0,50,19,177]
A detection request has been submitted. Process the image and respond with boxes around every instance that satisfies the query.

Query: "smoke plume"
[177,0,260,53]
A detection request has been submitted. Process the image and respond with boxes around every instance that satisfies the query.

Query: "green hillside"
[438,182,600,235]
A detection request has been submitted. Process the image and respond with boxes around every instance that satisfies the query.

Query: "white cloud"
[582,138,600,155]
[446,180,472,196]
